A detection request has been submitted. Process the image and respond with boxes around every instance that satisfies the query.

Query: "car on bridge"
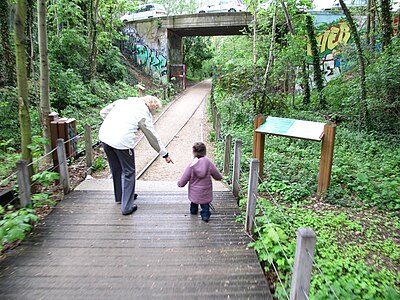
[120,3,167,22]
[198,0,246,13]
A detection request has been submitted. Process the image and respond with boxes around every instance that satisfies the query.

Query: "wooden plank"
[0,189,272,299]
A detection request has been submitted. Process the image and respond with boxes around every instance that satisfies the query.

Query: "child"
[177,142,223,222]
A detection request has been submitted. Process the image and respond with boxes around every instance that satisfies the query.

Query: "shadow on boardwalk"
[0,180,272,299]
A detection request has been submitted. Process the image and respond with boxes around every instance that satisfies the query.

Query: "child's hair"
[193,142,206,158]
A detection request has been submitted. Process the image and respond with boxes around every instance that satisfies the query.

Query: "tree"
[88,0,99,81]
[37,0,51,155]
[381,0,393,49]
[14,0,33,178]
[0,0,16,86]
[306,14,325,108]
[26,0,35,79]
[338,0,368,125]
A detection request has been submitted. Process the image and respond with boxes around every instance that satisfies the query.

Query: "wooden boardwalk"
[0,181,271,299]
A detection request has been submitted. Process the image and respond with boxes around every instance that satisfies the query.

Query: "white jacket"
[99,97,168,157]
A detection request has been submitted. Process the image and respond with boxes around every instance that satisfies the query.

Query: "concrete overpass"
[120,12,253,86]
[161,12,253,36]
[120,10,348,87]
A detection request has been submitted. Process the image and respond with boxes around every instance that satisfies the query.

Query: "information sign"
[256,117,326,141]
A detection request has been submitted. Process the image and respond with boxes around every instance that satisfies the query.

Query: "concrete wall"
[121,20,170,84]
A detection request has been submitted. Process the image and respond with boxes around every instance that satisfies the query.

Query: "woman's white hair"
[142,95,162,112]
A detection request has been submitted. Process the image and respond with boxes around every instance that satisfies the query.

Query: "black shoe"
[122,204,138,215]
[117,194,137,204]
[202,217,209,223]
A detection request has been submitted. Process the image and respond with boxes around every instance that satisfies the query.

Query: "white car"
[120,3,167,22]
[198,0,246,13]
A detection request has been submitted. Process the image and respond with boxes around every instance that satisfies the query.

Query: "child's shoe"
[190,202,198,215]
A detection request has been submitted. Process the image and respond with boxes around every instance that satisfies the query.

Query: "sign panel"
[256,116,326,141]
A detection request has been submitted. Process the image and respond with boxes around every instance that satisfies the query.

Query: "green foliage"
[0,206,39,252]
[0,87,19,143]
[326,128,400,211]
[91,156,107,172]
[210,40,400,295]
[365,40,400,134]
[183,36,213,79]
[97,46,127,83]
[50,64,102,111]
[49,29,89,74]
[247,199,400,299]
[31,171,60,208]
[32,171,60,188]
[27,135,49,159]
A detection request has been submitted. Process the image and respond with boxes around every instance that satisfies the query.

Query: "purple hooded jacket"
[177,157,222,204]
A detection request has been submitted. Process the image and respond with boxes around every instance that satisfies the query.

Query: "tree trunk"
[306,14,325,108]
[302,62,311,106]
[252,2,257,65]
[366,0,371,47]
[259,3,278,113]
[380,0,392,49]
[26,0,34,79]
[37,0,51,155]
[280,0,294,35]
[88,0,99,81]
[371,0,376,51]
[14,0,33,180]
[0,0,16,86]
[338,0,368,125]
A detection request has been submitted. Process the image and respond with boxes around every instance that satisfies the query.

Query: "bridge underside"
[169,25,250,37]
[163,12,252,37]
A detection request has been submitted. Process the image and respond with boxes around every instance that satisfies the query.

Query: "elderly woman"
[99,95,173,215]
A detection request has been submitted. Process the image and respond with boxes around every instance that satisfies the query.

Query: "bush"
[49,29,89,77]
[97,46,127,84]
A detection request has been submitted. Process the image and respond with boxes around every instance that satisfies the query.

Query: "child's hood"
[190,157,209,178]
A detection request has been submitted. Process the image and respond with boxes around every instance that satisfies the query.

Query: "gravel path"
[93,79,218,183]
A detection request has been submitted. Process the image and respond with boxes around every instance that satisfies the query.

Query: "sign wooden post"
[254,116,335,194]
[252,114,265,180]
[317,123,336,195]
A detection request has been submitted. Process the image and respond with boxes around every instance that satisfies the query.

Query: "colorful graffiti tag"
[308,15,399,83]
[307,20,352,82]
[122,27,168,84]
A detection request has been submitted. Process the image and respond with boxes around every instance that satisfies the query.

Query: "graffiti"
[308,21,351,55]
[135,44,168,82]
[306,21,352,82]
[121,26,168,84]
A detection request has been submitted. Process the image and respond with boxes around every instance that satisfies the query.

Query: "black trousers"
[102,142,136,215]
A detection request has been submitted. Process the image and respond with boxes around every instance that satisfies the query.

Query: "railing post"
[290,228,316,300]
[16,160,31,207]
[216,112,221,140]
[223,134,232,176]
[211,100,216,130]
[317,123,336,196]
[245,158,259,234]
[84,124,93,171]
[56,138,70,194]
[232,139,242,199]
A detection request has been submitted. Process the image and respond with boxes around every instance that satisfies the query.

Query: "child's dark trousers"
[190,202,211,222]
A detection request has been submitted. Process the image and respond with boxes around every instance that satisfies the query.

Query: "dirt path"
[93,79,217,182]
[141,89,215,181]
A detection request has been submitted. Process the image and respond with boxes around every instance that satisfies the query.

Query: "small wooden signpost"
[253,115,336,195]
